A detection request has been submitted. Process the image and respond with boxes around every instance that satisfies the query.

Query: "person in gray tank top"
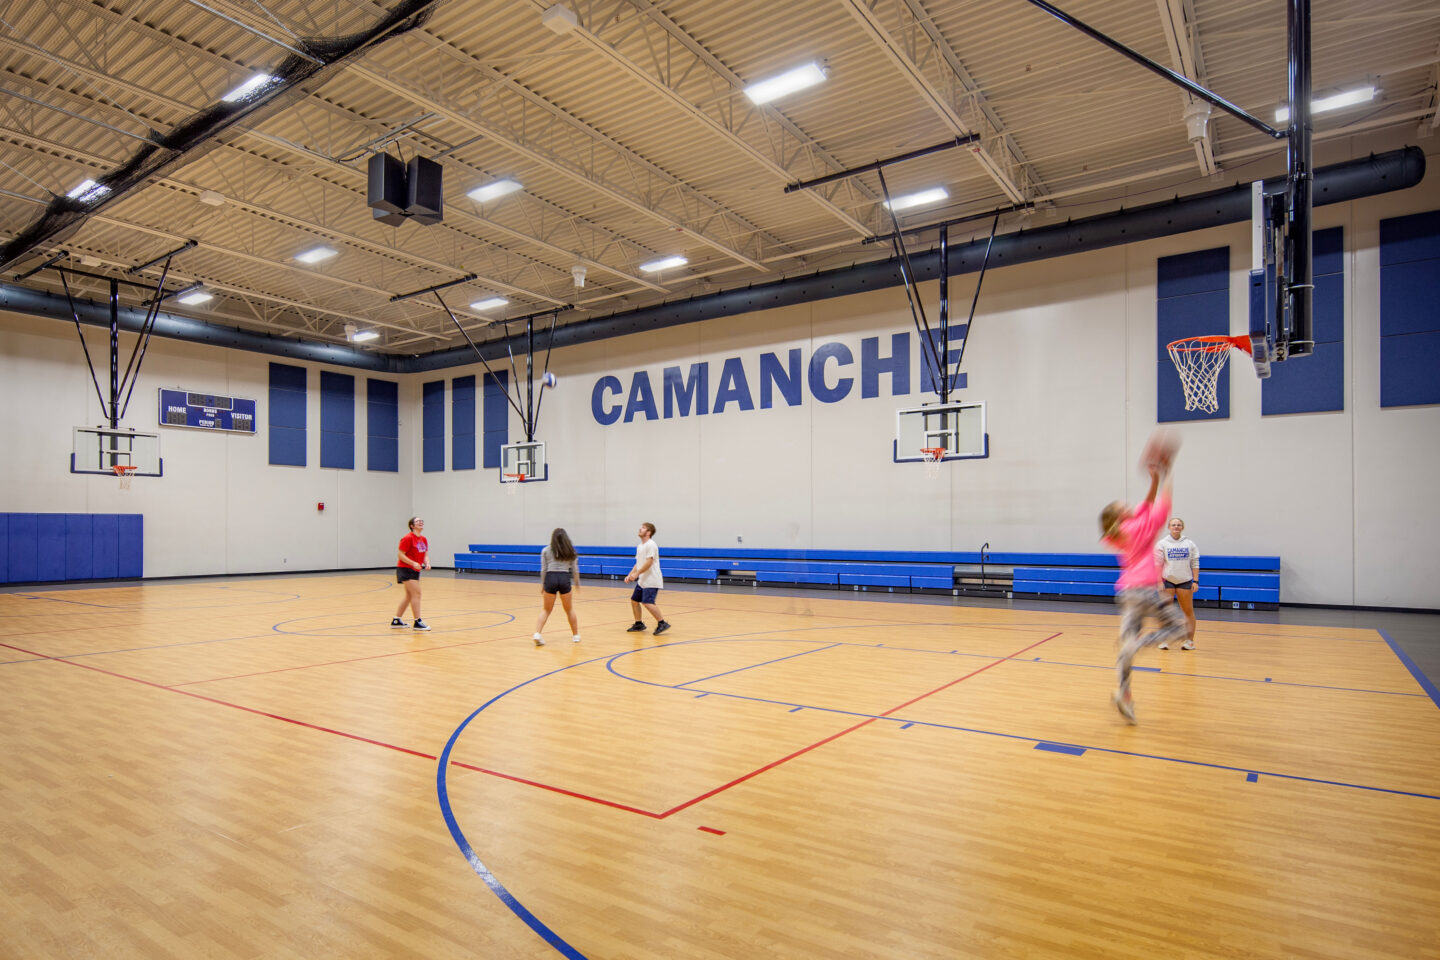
[534,528,581,646]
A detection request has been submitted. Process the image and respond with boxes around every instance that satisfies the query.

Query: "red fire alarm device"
[317,502,325,512]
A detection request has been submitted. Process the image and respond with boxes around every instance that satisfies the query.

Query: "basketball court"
[3,573,1437,958]
[3,0,1440,956]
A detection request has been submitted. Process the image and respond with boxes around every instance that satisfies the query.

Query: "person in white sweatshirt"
[1155,517,1199,650]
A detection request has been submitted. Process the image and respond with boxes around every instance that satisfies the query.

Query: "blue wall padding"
[1380,210,1440,407]
[65,514,92,580]
[92,514,118,579]
[1,513,142,584]
[453,375,476,471]
[269,362,307,466]
[422,380,445,472]
[320,371,355,470]
[367,378,399,472]
[7,513,37,581]
[117,515,142,578]
[38,514,66,581]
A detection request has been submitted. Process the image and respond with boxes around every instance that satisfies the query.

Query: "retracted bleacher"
[455,544,1280,609]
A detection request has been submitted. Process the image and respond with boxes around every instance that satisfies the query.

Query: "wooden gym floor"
[2,572,1437,959]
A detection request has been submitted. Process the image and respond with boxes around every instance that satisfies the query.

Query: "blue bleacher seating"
[453,543,1280,607]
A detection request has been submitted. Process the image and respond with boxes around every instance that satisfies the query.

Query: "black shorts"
[1164,580,1194,591]
[543,572,572,595]
[397,567,420,583]
[631,585,659,604]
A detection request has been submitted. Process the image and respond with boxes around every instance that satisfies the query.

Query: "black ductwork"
[408,147,1425,372]
[0,0,443,273]
[0,283,397,371]
[1,147,1424,373]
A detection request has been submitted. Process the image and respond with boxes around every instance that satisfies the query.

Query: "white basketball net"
[1168,337,1241,414]
[502,474,522,495]
[921,447,945,480]
[113,465,136,490]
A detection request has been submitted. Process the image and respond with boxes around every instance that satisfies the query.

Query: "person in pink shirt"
[1099,454,1187,724]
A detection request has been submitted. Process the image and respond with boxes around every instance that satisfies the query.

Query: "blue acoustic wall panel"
[423,380,445,472]
[1157,247,1230,422]
[365,379,400,474]
[483,372,509,469]
[0,514,7,582]
[64,514,93,581]
[1263,227,1345,415]
[319,371,355,470]
[367,378,399,472]
[452,375,476,471]
[1380,209,1440,407]
[269,362,307,466]
[116,514,143,579]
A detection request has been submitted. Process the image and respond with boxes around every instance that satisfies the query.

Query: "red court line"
[448,760,663,818]
[654,631,1062,818]
[2,629,1063,822]
[0,640,437,762]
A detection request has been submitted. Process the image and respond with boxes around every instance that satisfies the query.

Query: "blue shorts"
[631,585,659,605]
[1163,580,1194,591]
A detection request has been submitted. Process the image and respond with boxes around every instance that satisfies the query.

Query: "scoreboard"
[158,388,257,433]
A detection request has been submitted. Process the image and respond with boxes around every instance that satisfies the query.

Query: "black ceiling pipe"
[0,283,397,372]
[1,148,1424,373]
[405,147,1425,372]
[0,0,443,273]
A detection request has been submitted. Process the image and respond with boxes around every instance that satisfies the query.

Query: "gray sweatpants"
[1115,586,1189,694]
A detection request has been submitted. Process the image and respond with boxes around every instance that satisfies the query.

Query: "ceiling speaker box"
[405,156,444,225]
[367,152,406,214]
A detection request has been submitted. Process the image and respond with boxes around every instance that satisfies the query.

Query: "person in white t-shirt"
[623,521,670,636]
[1155,517,1199,650]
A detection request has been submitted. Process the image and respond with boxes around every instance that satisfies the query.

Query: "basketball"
[542,371,557,387]
[1141,427,1180,472]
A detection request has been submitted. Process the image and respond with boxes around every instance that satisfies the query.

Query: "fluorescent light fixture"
[639,255,688,273]
[351,329,380,342]
[222,74,277,103]
[1275,85,1376,123]
[744,62,827,106]
[883,187,949,211]
[469,297,509,310]
[467,179,522,203]
[177,290,213,306]
[66,179,111,203]
[294,246,337,264]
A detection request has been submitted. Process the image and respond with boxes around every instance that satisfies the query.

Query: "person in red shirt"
[392,517,431,630]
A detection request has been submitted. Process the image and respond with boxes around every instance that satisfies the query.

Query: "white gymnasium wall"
[4,142,1438,607]
[0,312,410,578]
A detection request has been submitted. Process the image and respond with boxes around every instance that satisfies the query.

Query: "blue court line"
[601,641,1440,802]
[1378,629,1440,711]
[679,642,841,685]
[1035,742,1087,756]
[437,656,629,960]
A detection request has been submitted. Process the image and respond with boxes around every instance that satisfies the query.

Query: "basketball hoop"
[920,446,947,480]
[1167,335,1252,413]
[112,464,138,490]
[502,472,525,495]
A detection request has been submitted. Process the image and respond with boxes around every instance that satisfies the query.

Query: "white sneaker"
[1181,640,1194,650]
[1157,642,1169,650]
[533,633,545,647]
[572,635,581,643]
[1111,689,1137,724]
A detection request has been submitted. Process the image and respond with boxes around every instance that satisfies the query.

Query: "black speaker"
[405,156,443,225]
[367,152,406,214]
